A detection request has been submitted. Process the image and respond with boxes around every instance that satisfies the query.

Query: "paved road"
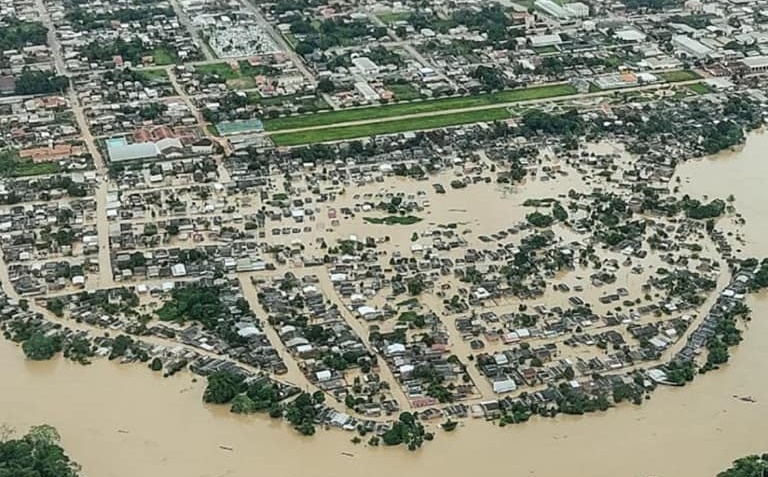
[235,0,315,82]
[167,0,216,61]
[35,0,114,288]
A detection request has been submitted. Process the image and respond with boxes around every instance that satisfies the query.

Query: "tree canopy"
[718,455,768,477]
[0,425,82,477]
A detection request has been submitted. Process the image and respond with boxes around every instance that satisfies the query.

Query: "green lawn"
[534,45,558,54]
[151,48,176,66]
[687,82,712,94]
[376,11,411,23]
[264,83,576,131]
[13,161,60,177]
[138,68,169,82]
[387,83,422,101]
[270,107,512,146]
[364,215,423,225]
[659,70,701,82]
[283,32,297,47]
[195,61,277,89]
[196,62,240,80]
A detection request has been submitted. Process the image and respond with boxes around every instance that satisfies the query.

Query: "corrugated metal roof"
[108,142,159,162]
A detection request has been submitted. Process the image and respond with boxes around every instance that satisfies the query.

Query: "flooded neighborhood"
[1,132,767,477]
[2,0,768,473]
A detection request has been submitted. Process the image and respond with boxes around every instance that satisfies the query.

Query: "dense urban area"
[0,0,767,467]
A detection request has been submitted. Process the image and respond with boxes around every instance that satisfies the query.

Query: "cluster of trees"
[522,109,584,136]
[382,412,432,450]
[0,425,83,477]
[14,69,68,95]
[269,0,325,14]
[203,370,247,404]
[535,54,620,76]
[700,120,745,155]
[665,360,696,385]
[292,18,387,55]
[679,196,727,220]
[718,454,768,477]
[156,284,238,330]
[65,7,174,31]
[82,38,150,64]
[745,258,768,291]
[472,65,505,91]
[204,371,293,421]
[138,102,168,120]
[22,332,62,360]
[556,384,612,414]
[412,364,454,403]
[526,212,554,228]
[407,6,518,44]
[285,391,326,435]
[0,17,47,50]
[703,303,748,371]
[108,334,149,361]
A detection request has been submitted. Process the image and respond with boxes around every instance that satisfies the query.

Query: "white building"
[529,33,563,48]
[740,55,768,74]
[564,2,590,18]
[671,34,713,59]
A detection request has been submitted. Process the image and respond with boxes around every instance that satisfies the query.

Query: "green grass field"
[151,48,176,66]
[660,70,701,82]
[264,83,576,131]
[196,62,240,79]
[687,82,712,94]
[376,11,411,23]
[387,83,422,101]
[270,107,512,146]
[138,68,169,81]
[534,45,558,54]
[13,161,60,176]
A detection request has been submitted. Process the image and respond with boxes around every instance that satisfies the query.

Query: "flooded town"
[0,0,768,474]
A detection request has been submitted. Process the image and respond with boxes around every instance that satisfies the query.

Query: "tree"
[22,332,61,360]
[14,69,69,95]
[526,212,554,228]
[203,371,245,404]
[46,298,65,317]
[407,276,424,295]
[0,425,82,477]
[317,78,335,93]
[149,357,163,371]
[718,455,768,477]
[230,394,258,414]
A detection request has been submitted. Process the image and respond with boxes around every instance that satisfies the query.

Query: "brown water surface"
[3,133,768,477]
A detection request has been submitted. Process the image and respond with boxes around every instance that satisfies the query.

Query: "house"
[492,376,517,394]
[191,138,215,154]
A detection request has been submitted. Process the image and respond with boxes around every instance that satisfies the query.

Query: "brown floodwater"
[2,133,768,477]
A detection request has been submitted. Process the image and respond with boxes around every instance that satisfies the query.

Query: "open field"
[687,82,713,94]
[138,69,169,81]
[264,83,577,131]
[660,70,702,82]
[151,48,176,66]
[376,11,411,23]
[270,107,512,146]
[387,83,422,101]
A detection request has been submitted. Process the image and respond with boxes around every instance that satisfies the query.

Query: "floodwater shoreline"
[2,132,768,477]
